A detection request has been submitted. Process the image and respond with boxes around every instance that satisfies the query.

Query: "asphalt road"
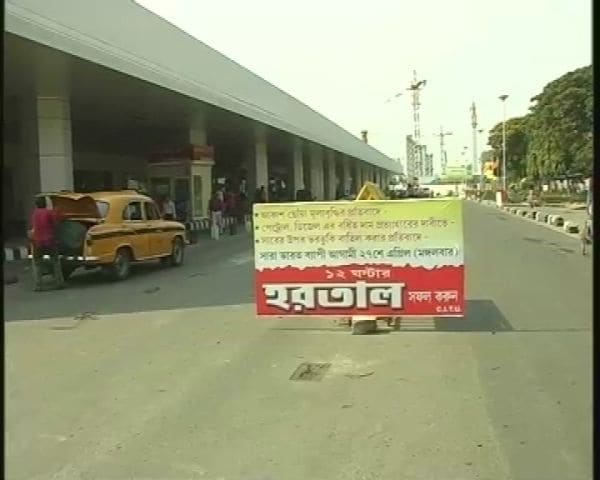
[5,201,592,480]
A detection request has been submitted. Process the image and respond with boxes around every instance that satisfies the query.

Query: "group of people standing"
[208,189,250,234]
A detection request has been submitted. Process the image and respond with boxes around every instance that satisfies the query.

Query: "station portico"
[3,0,400,239]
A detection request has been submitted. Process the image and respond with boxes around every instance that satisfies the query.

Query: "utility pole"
[499,94,509,194]
[407,70,426,179]
[477,128,484,194]
[470,102,478,186]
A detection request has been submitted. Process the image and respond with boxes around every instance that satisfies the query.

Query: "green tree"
[487,116,529,181]
[525,65,593,178]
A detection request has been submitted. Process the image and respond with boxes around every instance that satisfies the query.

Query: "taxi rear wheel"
[111,248,132,281]
[168,237,184,267]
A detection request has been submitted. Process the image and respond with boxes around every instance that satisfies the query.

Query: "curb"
[564,221,580,234]
[548,215,565,227]
[477,199,585,239]
[186,215,250,231]
[4,246,29,262]
[185,219,211,231]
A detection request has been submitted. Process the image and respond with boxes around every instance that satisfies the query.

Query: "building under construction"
[405,135,417,180]
[405,136,433,179]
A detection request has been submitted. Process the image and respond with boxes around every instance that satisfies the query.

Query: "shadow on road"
[4,234,256,322]
[435,299,513,332]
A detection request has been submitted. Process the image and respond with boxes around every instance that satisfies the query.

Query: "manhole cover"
[290,362,331,381]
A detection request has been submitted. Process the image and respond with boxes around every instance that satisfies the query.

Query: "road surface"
[5,201,592,480]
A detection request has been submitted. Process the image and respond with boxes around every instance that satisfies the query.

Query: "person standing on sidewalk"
[527,188,537,208]
[581,179,593,255]
[29,196,64,291]
[161,195,176,220]
[224,190,238,234]
[208,191,225,235]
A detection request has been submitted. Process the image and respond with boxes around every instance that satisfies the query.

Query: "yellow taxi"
[35,190,186,281]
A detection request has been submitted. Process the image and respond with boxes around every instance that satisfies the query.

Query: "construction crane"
[407,70,426,177]
[435,127,453,176]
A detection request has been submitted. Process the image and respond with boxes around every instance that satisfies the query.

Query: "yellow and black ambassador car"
[34,191,186,281]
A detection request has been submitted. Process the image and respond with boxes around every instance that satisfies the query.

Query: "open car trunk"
[38,193,102,257]
[56,219,100,257]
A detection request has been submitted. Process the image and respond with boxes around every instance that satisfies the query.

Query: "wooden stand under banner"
[344,181,401,335]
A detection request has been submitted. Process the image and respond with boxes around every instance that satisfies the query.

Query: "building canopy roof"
[6,0,400,172]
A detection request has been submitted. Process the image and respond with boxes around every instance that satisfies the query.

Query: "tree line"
[487,65,592,183]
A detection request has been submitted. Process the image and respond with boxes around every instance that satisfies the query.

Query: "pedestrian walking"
[225,190,238,234]
[581,184,593,256]
[29,196,65,291]
[161,195,176,220]
[580,219,592,255]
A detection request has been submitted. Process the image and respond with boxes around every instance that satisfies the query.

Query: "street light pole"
[477,128,484,194]
[499,94,509,193]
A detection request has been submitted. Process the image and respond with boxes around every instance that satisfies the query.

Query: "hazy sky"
[137,0,590,174]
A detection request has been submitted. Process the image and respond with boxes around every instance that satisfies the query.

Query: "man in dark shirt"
[29,196,64,291]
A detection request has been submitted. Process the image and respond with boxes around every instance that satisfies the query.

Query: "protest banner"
[254,198,464,317]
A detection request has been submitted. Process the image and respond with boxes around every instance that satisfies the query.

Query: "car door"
[122,201,150,259]
[143,201,169,257]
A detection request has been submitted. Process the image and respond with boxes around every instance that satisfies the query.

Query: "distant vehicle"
[35,191,186,281]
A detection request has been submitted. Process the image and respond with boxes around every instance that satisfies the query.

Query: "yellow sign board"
[356,182,386,201]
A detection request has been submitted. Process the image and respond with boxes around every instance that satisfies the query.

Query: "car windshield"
[95,200,109,218]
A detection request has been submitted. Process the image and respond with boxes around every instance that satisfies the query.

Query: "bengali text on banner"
[253,198,464,317]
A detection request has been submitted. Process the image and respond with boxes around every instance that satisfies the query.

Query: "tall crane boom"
[407,70,426,143]
[435,127,453,175]
[407,70,426,177]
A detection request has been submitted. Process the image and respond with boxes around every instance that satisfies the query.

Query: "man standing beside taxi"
[29,196,64,291]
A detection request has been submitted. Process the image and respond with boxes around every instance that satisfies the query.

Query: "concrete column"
[354,160,363,193]
[247,124,269,201]
[309,144,324,201]
[19,95,73,217]
[341,156,351,196]
[290,137,304,199]
[325,150,337,200]
[362,164,371,186]
[187,113,213,214]
[189,113,208,145]
[382,171,389,190]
